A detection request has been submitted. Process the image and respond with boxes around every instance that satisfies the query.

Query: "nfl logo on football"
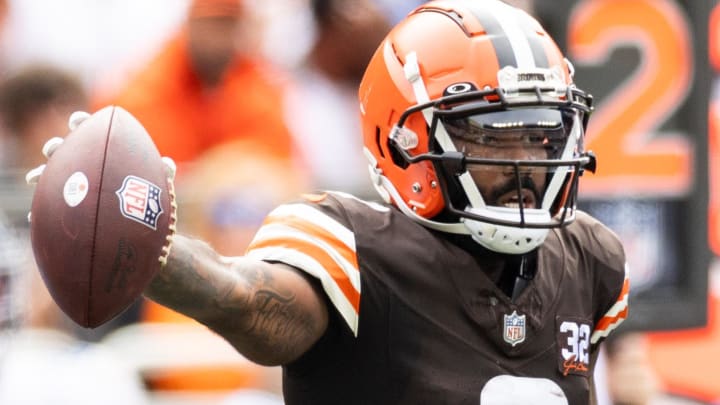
[504,310,526,346]
[116,175,164,230]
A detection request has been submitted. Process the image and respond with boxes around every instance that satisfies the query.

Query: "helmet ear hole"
[389,143,410,169]
[386,125,412,169]
[374,127,385,159]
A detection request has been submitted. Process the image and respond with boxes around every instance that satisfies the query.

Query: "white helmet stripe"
[459,0,543,70]
[492,2,537,69]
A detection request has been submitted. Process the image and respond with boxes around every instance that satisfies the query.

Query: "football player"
[33,0,629,403]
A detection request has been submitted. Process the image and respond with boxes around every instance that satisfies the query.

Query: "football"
[29,106,175,328]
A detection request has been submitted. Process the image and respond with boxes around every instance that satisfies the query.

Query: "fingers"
[26,137,62,184]
[29,111,87,181]
[27,111,91,224]
[43,110,88,158]
[162,156,176,181]
[42,137,64,158]
[26,164,47,224]
[25,164,46,185]
[68,111,91,131]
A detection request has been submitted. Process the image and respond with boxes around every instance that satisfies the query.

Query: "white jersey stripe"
[246,246,360,335]
[589,295,629,344]
[252,223,361,292]
[600,289,629,319]
[268,203,356,251]
[591,265,630,344]
[329,191,390,212]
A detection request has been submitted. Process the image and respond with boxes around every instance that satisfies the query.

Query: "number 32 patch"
[556,317,592,377]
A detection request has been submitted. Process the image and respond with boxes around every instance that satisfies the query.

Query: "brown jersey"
[246,192,629,404]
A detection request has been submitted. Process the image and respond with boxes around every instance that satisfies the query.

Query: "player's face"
[453,131,549,209]
[442,108,572,210]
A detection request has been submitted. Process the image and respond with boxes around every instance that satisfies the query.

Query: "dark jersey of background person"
[245,192,627,404]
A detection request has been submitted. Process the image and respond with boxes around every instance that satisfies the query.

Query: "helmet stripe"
[517,15,550,68]
[462,2,518,68]
[462,0,548,69]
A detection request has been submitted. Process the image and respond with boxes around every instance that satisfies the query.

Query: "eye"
[480,134,500,144]
[523,132,547,144]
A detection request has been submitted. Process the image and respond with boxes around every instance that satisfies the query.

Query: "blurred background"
[0,0,718,404]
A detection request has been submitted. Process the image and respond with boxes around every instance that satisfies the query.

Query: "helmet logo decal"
[498,66,567,97]
[444,82,477,96]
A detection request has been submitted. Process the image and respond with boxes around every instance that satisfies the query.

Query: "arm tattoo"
[217,264,318,361]
[145,235,323,364]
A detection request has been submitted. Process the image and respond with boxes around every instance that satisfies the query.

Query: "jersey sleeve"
[244,195,361,335]
[585,216,630,345]
[590,262,629,344]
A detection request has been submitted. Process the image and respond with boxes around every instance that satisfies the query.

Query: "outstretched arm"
[144,234,329,366]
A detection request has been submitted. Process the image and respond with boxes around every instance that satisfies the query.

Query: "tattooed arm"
[144,234,329,366]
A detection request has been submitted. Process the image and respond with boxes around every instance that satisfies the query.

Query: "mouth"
[496,188,538,209]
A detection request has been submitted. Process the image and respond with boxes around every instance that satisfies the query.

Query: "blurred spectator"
[93,0,299,173]
[176,140,309,256]
[283,0,391,196]
[0,64,87,170]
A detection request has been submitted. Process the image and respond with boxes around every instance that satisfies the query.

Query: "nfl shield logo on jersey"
[116,175,164,230]
[503,310,526,346]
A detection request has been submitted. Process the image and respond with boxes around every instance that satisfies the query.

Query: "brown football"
[29,106,174,328]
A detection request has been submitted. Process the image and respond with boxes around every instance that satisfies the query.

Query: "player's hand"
[25,111,92,217]
[25,110,179,265]
[25,107,180,328]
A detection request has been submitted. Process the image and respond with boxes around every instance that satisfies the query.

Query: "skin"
[454,131,550,208]
[144,235,328,366]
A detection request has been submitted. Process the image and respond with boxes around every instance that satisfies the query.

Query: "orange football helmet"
[359,0,595,254]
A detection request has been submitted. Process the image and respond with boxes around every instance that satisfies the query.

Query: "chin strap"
[511,255,532,301]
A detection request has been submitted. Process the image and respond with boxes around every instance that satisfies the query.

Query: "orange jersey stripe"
[247,237,360,313]
[595,306,629,333]
[594,277,630,333]
[257,214,359,270]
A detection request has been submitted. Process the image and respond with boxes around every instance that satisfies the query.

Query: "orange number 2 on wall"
[568,0,693,197]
